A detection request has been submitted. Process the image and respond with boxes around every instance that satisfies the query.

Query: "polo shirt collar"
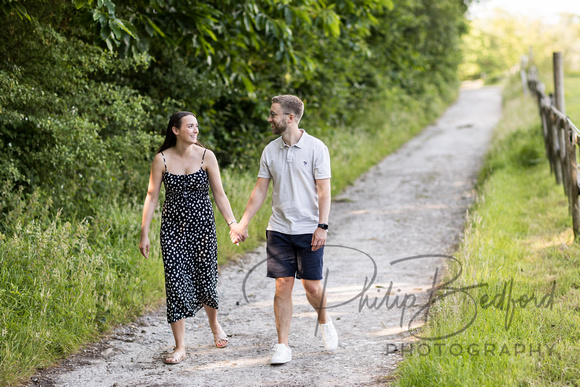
[280,129,307,149]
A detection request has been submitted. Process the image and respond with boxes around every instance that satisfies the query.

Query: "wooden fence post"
[553,52,565,114]
[560,119,570,198]
[552,54,565,185]
[567,127,579,239]
[554,53,569,195]
[541,107,550,169]
[549,110,563,185]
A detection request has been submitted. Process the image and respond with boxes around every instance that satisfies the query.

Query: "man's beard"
[272,121,287,135]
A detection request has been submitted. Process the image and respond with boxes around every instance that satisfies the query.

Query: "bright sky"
[467,0,579,20]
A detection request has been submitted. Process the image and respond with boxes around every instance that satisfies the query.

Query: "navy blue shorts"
[266,230,324,280]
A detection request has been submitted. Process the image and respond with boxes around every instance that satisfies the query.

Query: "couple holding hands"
[139,95,338,365]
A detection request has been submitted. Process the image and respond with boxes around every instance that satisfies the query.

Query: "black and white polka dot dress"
[160,150,219,324]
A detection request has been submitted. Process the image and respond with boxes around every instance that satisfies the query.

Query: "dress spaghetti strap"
[160,152,168,174]
[201,149,207,169]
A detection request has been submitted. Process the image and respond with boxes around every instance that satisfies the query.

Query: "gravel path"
[29,86,502,387]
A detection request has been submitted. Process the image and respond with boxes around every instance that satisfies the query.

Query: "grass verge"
[393,75,580,386]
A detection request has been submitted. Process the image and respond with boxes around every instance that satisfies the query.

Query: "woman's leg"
[203,304,228,348]
[165,319,187,363]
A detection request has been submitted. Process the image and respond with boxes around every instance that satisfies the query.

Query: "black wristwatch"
[317,223,329,230]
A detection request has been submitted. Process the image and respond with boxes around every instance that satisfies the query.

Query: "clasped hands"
[229,223,248,245]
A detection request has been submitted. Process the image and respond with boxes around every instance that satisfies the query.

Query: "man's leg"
[303,278,338,351]
[274,276,295,345]
[302,279,328,324]
[266,231,297,364]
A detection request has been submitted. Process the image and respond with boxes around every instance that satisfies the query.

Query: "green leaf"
[12,3,30,21]
[74,0,88,10]
[109,21,122,39]
[145,16,165,38]
[105,36,114,52]
[113,19,135,39]
[241,75,255,94]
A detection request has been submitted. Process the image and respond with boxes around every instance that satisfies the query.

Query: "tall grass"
[394,75,580,386]
[0,200,165,385]
[0,85,455,386]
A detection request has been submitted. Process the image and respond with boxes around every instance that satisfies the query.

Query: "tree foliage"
[1,0,470,223]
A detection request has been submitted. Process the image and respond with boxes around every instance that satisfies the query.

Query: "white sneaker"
[320,320,338,351]
[270,343,292,365]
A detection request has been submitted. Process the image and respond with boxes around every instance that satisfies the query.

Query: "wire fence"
[525,54,580,240]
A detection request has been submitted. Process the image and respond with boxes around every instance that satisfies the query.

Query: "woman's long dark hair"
[157,111,204,153]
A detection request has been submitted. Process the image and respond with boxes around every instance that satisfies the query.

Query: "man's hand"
[311,227,327,251]
[229,223,248,244]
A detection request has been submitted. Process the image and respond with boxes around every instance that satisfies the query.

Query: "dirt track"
[29,85,502,386]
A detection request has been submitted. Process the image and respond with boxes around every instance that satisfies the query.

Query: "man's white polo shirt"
[258,130,331,235]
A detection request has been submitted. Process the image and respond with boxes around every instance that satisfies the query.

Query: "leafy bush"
[0,12,159,219]
[1,0,471,221]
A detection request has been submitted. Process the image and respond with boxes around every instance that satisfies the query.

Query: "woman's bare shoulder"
[202,148,218,164]
[159,147,175,157]
[151,152,167,170]
[201,147,215,157]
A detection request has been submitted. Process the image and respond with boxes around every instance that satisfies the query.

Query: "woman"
[139,111,239,364]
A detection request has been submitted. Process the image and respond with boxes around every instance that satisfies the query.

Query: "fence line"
[526,54,580,240]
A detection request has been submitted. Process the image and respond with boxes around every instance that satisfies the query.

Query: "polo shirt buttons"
[286,145,294,163]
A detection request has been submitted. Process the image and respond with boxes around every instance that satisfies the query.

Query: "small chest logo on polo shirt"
[303,160,308,166]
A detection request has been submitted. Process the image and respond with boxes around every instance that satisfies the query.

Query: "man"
[231,94,338,365]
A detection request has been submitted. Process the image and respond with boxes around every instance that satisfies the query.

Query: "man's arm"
[230,177,271,241]
[312,178,331,251]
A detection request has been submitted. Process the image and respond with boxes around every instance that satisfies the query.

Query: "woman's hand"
[139,234,150,259]
[229,223,247,244]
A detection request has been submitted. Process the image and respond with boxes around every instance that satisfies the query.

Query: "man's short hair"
[272,95,304,122]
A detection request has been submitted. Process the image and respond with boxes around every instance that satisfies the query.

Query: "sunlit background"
[459,0,580,81]
[468,0,578,20]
